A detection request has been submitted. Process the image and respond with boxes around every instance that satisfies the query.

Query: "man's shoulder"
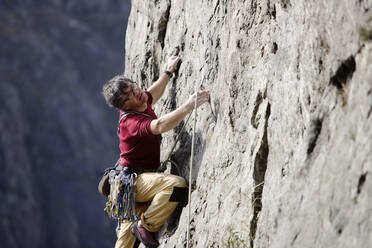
[120,112,153,129]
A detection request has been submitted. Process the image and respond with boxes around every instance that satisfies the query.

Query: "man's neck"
[126,103,147,113]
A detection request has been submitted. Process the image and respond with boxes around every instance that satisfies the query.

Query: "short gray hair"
[102,75,134,109]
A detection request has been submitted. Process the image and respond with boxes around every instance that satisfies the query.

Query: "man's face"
[121,83,148,111]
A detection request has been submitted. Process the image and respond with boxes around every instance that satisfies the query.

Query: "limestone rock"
[124,0,372,247]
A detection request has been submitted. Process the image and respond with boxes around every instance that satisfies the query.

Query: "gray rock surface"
[124,0,372,247]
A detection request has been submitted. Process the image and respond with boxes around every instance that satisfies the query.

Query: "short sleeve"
[124,115,155,137]
[137,116,155,137]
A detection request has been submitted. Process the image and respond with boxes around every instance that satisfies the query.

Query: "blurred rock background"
[0,1,131,247]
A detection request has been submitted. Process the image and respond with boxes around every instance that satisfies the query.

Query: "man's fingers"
[169,56,179,62]
[173,57,180,66]
[195,91,210,107]
[187,90,210,109]
[196,91,210,98]
[196,93,209,99]
[167,56,181,72]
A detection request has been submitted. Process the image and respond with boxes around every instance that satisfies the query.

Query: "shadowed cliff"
[0,1,130,247]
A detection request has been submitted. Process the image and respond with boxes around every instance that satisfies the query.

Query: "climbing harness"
[103,108,188,226]
[103,111,153,230]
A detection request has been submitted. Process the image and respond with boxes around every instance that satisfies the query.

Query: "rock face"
[0,1,130,248]
[124,0,372,247]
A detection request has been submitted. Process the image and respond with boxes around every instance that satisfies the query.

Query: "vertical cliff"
[124,0,372,247]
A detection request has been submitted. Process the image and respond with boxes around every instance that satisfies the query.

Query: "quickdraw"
[104,168,139,228]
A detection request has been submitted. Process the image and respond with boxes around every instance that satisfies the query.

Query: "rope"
[161,113,192,170]
[187,88,198,248]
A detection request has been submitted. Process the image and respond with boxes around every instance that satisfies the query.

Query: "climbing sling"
[104,165,138,222]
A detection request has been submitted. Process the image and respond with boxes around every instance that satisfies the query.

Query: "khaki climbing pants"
[115,173,187,248]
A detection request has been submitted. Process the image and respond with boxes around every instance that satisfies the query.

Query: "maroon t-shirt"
[118,91,161,170]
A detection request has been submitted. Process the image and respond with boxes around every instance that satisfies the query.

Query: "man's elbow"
[150,119,163,135]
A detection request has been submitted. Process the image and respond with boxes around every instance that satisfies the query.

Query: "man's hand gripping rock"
[185,90,210,111]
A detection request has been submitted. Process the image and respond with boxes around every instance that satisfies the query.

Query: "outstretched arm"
[148,56,180,105]
[150,91,210,135]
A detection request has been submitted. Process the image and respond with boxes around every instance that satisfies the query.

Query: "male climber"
[102,56,210,248]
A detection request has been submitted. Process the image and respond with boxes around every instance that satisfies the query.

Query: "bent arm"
[150,90,210,135]
[150,103,192,135]
[148,73,171,105]
[147,56,180,105]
